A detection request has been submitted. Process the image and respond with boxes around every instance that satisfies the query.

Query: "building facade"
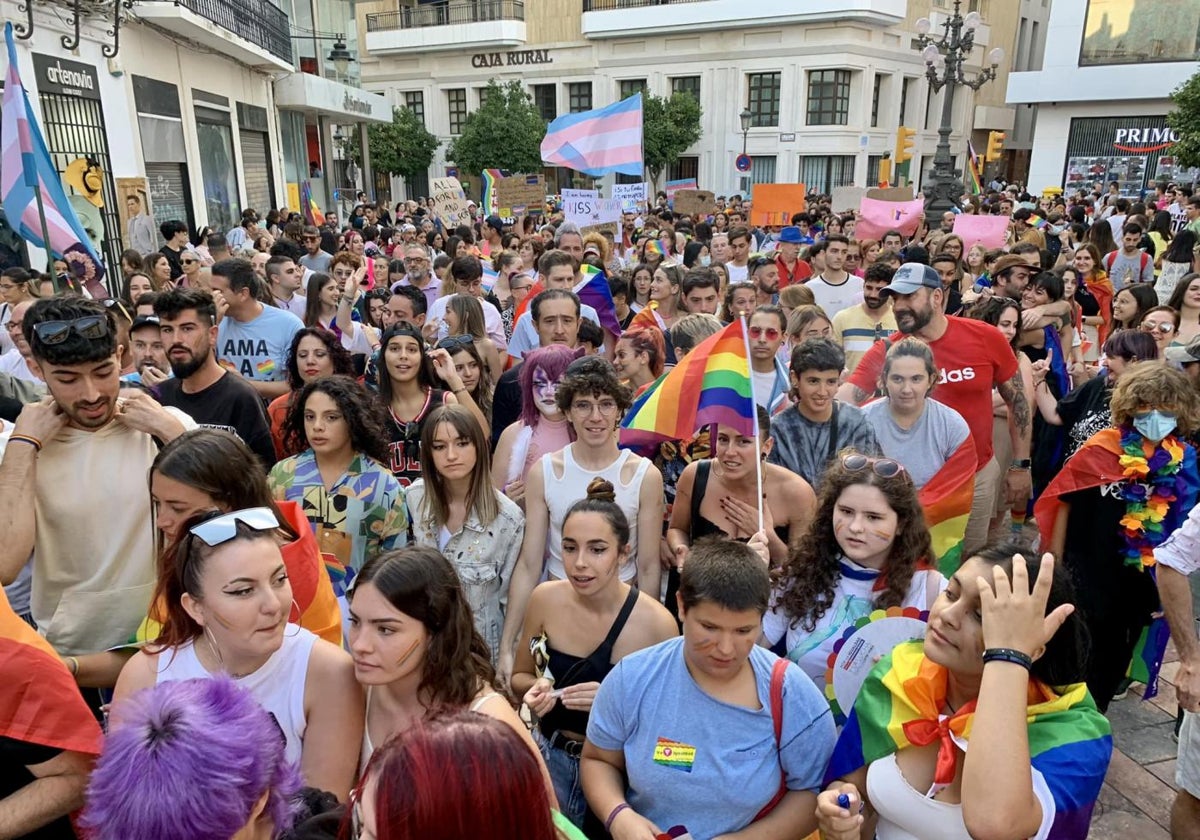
[355,0,1021,205]
[1007,0,1200,197]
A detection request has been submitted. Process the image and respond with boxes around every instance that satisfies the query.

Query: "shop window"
[1080,0,1200,65]
[194,104,240,233]
[568,82,593,114]
[747,72,781,127]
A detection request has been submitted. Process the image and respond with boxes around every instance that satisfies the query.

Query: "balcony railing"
[583,0,707,9]
[367,0,525,32]
[146,0,293,63]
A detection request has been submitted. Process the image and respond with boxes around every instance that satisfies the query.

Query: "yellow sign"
[286,182,301,215]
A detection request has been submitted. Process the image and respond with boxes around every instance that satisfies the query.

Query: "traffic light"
[986,131,1006,162]
[895,126,916,165]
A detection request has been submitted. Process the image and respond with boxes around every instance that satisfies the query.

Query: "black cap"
[130,315,160,332]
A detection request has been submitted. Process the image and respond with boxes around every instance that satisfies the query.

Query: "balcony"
[581,0,905,38]
[365,1,526,55]
[135,0,294,71]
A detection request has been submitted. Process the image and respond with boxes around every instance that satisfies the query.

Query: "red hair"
[621,326,666,378]
[351,710,558,840]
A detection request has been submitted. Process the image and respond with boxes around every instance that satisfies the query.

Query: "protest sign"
[855,196,925,241]
[613,182,646,211]
[674,189,716,217]
[565,192,622,228]
[952,213,1010,249]
[496,174,545,215]
[430,176,471,225]
[749,183,806,226]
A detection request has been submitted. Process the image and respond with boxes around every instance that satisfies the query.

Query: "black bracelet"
[982,648,1033,670]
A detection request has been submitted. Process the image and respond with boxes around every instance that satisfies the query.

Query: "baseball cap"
[485,215,504,232]
[130,315,160,332]
[1165,335,1200,364]
[881,263,942,297]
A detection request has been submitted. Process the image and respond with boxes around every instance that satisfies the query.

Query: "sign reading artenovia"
[33,54,101,101]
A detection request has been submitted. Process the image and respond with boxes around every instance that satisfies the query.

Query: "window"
[618,79,646,100]
[671,75,701,102]
[532,84,556,122]
[867,154,883,186]
[568,82,592,114]
[799,155,855,196]
[446,89,467,135]
[750,155,776,186]
[478,87,490,108]
[898,78,912,127]
[870,75,883,128]
[1081,0,1200,65]
[806,69,851,126]
[404,91,425,126]
[747,72,781,127]
[668,156,699,183]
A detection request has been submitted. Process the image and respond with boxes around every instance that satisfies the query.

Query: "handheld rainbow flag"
[917,437,976,576]
[966,141,983,196]
[574,264,623,336]
[826,641,1112,840]
[619,318,755,447]
[481,168,508,216]
[1029,213,1049,230]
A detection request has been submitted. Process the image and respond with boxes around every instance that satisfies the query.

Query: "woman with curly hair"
[267,327,356,460]
[347,546,554,798]
[269,375,409,605]
[763,450,946,686]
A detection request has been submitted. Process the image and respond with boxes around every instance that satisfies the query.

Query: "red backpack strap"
[753,657,791,822]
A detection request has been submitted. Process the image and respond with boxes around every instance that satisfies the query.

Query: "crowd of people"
[3,179,1200,840]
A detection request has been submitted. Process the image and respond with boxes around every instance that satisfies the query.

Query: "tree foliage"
[642,92,703,190]
[1168,70,1200,169]
[362,107,440,182]
[447,79,546,176]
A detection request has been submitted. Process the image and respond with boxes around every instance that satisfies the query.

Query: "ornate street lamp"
[915,0,1004,213]
[739,107,752,196]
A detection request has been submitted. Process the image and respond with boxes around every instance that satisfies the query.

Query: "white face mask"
[699,255,712,267]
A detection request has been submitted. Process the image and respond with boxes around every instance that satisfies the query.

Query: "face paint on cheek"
[871,529,895,542]
[693,636,718,652]
[833,521,846,536]
[394,637,423,669]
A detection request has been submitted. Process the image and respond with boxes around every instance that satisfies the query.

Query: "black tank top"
[689,460,790,545]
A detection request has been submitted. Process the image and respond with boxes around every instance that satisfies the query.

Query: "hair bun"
[585,477,616,503]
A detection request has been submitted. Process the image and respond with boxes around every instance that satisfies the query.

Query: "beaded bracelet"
[9,433,42,452]
[982,647,1033,670]
[604,803,630,833]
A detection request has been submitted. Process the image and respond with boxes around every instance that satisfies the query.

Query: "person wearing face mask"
[1036,362,1200,711]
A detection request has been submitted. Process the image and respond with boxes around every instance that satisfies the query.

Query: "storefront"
[132,75,194,246]
[1062,116,1198,197]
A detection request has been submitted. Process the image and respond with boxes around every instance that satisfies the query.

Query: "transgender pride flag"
[540,93,643,178]
[2,23,106,296]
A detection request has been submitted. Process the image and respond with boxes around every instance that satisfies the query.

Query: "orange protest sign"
[750,184,806,226]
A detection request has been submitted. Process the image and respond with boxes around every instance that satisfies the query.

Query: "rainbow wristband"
[9,433,42,452]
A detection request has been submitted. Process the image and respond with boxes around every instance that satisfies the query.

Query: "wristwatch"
[1009,459,1032,470]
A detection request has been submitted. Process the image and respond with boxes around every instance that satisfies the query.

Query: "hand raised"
[977,552,1075,658]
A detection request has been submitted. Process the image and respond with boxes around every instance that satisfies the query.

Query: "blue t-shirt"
[587,636,835,840]
[216,306,303,382]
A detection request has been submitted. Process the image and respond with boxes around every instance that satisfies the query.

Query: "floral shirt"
[268,450,408,597]
[405,479,524,665]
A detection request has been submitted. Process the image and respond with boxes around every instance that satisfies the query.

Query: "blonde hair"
[779,284,815,310]
[1109,361,1200,435]
[786,305,832,341]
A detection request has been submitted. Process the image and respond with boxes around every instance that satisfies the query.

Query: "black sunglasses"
[436,335,474,351]
[32,315,109,345]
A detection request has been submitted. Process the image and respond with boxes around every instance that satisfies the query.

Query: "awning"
[273,73,390,123]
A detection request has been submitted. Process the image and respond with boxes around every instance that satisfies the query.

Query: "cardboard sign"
[831,186,865,214]
[496,174,545,215]
[613,182,647,211]
[673,189,716,217]
[580,222,619,238]
[952,213,1010,250]
[865,186,918,202]
[749,183,806,226]
[430,176,471,225]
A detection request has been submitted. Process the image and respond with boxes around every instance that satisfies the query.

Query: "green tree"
[643,92,703,191]
[1168,70,1200,169]
[447,79,546,175]
[360,107,440,184]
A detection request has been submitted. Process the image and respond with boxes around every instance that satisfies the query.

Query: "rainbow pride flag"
[918,436,976,576]
[628,300,667,332]
[826,641,1112,840]
[481,168,508,216]
[966,141,983,196]
[620,318,755,446]
[574,264,623,336]
[1029,213,1049,230]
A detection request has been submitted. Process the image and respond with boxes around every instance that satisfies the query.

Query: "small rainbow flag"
[574,264,623,337]
[917,437,976,576]
[481,168,508,216]
[827,641,1112,840]
[644,238,665,257]
[481,264,499,293]
[966,141,983,196]
[628,300,667,332]
[1029,213,1048,230]
[620,318,755,446]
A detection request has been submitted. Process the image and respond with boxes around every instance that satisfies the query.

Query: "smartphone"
[363,259,376,291]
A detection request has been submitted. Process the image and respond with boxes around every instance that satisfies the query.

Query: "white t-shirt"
[426,294,508,350]
[751,367,778,412]
[725,262,749,285]
[807,273,864,321]
[763,559,946,686]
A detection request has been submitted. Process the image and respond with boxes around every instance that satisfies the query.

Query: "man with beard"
[125,315,171,392]
[831,261,898,373]
[0,297,192,665]
[153,288,275,467]
[749,256,780,306]
[393,242,440,312]
[837,263,1031,555]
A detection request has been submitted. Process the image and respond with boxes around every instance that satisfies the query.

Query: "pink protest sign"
[952,213,1010,249]
[855,197,925,242]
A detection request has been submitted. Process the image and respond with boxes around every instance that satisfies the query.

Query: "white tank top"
[867,753,972,840]
[542,444,651,582]
[155,625,317,765]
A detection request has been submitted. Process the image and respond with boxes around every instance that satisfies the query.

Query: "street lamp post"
[915,0,1004,214]
[739,107,752,197]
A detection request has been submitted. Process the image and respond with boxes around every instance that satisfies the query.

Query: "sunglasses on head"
[187,507,280,547]
[31,315,109,345]
[841,452,905,479]
[436,335,474,351]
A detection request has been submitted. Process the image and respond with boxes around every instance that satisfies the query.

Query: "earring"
[285,600,301,637]
[203,624,226,671]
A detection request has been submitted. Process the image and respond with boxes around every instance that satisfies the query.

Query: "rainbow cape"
[620,318,755,446]
[628,300,667,332]
[826,641,1112,840]
[917,435,976,576]
[574,264,623,337]
[0,585,102,757]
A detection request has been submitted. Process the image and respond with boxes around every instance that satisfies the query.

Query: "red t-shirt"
[849,317,1018,467]
[776,255,812,288]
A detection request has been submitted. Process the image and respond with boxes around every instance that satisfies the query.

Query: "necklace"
[1117,425,1185,569]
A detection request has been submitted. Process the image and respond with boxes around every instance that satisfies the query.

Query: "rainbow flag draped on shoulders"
[918,435,976,576]
[574,264,623,337]
[826,641,1112,840]
[620,318,755,447]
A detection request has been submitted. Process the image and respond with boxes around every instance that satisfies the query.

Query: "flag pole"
[31,184,59,295]
[738,313,764,535]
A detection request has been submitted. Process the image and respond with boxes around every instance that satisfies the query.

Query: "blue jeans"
[536,729,587,827]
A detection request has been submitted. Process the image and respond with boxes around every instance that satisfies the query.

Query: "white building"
[1007,0,1200,197]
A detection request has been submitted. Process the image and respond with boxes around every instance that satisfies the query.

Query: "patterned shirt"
[268,450,408,596]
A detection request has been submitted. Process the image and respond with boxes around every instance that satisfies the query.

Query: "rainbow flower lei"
[1117,426,1185,569]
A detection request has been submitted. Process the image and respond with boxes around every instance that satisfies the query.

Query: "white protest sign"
[562,188,599,220]
[565,193,622,228]
[430,176,471,225]
[612,182,646,211]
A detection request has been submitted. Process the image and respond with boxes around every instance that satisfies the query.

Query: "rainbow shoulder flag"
[966,141,983,196]
[826,641,1112,840]
[574,264,623,337]
[620,318,755,446]
[917,436,976,576]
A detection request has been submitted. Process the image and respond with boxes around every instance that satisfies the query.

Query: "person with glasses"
[747,304,791,414]
[178,250,205,290]
[765,450,947,687]
[394,243,439,312]
[0,298,193,669]
[0,268,38,356]
[1140,304,1182,356]
[424,257,508,352]
[112,507,363,800]
[0,299,43,384]
[305,264,374,359]
[299,224,333,274]
[498,358,663,689]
